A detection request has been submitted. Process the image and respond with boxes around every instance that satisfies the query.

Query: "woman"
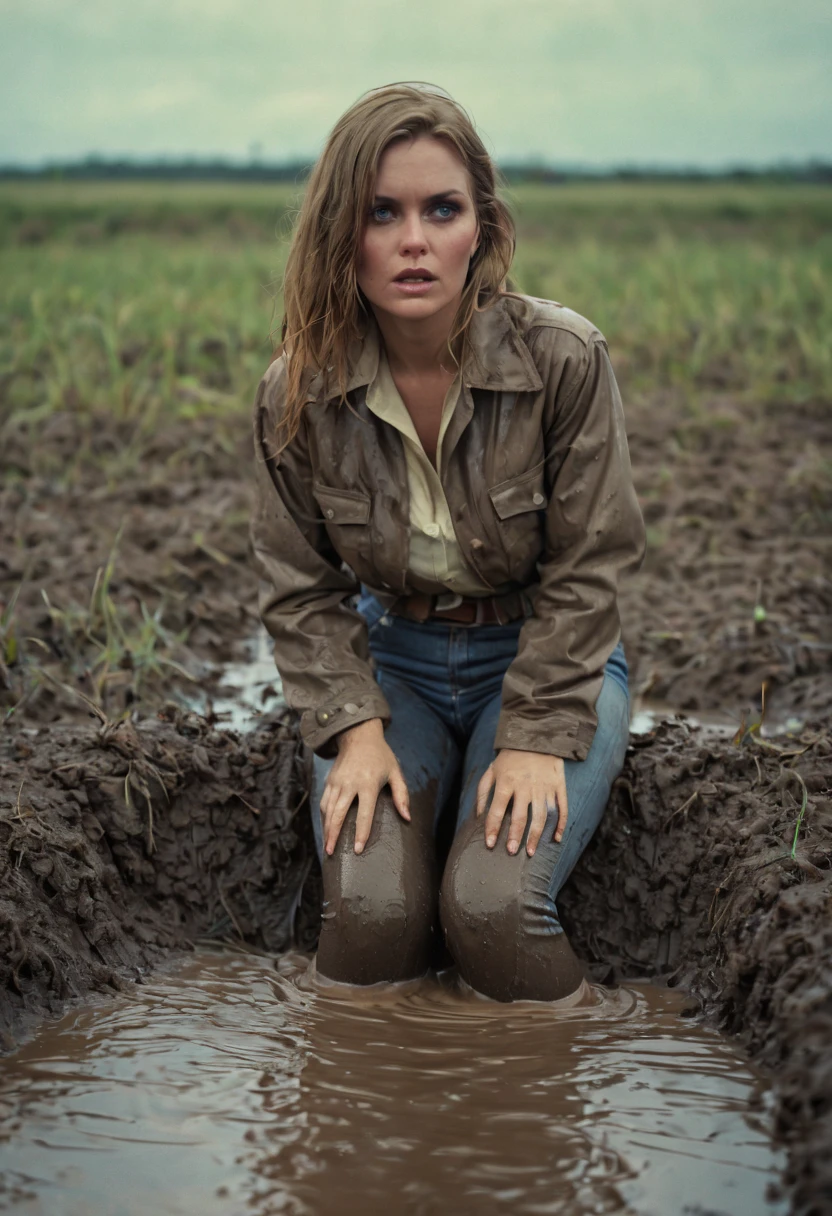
[251,82,645,1001]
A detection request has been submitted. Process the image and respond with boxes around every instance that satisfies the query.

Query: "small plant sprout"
[753,579,767,625]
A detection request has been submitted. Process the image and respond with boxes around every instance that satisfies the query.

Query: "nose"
[399,210,428,258]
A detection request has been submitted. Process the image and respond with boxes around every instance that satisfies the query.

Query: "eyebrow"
[371,189,466,205]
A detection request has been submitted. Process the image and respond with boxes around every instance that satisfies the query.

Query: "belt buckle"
[434,591,464,614]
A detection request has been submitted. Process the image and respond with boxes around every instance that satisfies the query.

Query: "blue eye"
[371,205,393,222]
[434,203,458,220]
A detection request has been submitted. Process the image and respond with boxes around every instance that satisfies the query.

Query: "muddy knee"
[439,814,585,1002]
[316,790,437,985]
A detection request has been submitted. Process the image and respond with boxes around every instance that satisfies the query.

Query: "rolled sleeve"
[495,334,646,760]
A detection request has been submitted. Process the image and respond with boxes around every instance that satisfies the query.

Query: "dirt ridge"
[0,707,311,1047]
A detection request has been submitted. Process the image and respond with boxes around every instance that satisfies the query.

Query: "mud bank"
[559,718,832,1216]
[1,708,829,1212]
[0,708,315,1047]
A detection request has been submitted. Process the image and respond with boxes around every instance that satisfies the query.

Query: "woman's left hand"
[476,749,568,857]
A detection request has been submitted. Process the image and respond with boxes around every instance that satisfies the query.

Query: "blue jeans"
[310,590,630,1000]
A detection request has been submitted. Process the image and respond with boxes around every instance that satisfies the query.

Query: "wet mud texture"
[2,710,830,1213]
[0,707,314,1048]
[1,345,830,1212]
[2,373,830,735]
[559,720,832,1216]
[316,790,438,986]
[618,386,831,730]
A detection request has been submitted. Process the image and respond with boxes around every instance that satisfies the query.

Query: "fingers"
[484,783,512,849]
[478,754,569,857]
[389,766,411,823]
[526,793,548,857]
[322,783,358,856]
[553,776,569,844]
[476,764,495,817]
[492,784,566,856]
[506,789,531,855]
[353,786,377,855]
[321,774,408,856]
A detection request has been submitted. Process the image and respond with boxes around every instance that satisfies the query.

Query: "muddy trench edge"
[1,709,830,1215]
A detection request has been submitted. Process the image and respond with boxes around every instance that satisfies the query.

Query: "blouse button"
[532,492,545,506]
[424,522,440,538]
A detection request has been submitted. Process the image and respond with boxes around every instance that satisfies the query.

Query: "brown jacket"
[250,293,645,761]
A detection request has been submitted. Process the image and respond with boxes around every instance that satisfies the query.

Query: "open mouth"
[394,270,437,283]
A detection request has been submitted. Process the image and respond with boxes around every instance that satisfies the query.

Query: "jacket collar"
[309,294,544,403]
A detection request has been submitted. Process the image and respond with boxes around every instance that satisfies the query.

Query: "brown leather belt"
[389,590,531,626]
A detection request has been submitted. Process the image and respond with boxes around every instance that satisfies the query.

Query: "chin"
[379,293,455,322]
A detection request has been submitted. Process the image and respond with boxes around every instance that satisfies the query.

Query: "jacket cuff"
[494,712,598,762]
[300,690,392,759]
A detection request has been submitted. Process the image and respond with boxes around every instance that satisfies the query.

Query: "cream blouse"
[365,350,491,598]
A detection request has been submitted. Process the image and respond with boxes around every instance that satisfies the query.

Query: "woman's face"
[356,135,481,328]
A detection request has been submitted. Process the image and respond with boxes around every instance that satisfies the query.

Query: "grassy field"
[3,181,831,469]
[1,179,831,723]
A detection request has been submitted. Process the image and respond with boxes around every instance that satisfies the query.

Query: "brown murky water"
[0,950,786,1216]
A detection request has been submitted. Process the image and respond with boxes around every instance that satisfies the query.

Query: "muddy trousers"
[309,595,631,1002]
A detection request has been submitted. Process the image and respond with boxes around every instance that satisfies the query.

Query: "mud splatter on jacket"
[250,293,646,760]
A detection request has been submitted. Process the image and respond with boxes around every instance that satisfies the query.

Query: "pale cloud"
[1,0,829,165]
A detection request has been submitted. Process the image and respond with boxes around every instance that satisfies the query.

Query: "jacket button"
[344,702,359,714]
[326,508,335,519]
[316,709,331,725]
[532,492,545,506]
[470,538,484,550]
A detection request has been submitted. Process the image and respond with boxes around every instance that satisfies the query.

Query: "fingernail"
[508,841,517,855]
[486,835,495,847]
[354,842,364,854]
[527,846,535,857]
[555,833,562,843]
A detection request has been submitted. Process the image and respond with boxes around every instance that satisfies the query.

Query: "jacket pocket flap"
[488,462,547,521]
[313,482,371,525]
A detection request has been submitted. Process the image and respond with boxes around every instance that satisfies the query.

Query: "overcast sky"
[2,0,830,167]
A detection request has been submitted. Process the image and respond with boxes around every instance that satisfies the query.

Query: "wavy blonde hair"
[277,82,516,447]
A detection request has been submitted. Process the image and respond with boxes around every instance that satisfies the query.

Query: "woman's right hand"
[319,718,410,856]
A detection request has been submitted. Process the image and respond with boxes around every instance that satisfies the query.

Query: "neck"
[371,296,463,378]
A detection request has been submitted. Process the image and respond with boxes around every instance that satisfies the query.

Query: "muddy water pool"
[0,950,786,1216]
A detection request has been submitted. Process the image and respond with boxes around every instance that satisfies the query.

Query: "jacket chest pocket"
[312,482,373,570]
[487,461,548,574]
[313,482,371,525]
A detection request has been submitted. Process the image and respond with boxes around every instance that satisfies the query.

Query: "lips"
[393,268,436,282]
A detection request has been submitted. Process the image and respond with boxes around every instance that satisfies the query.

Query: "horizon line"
[2,153,831,181]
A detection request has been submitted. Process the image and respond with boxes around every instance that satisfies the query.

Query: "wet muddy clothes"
[309,602,630,996]
[365,348,491,597]
[251,292,646,762]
